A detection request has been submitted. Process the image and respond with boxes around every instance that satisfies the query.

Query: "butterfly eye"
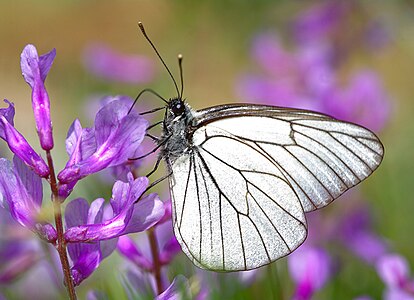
[170,99,185,116]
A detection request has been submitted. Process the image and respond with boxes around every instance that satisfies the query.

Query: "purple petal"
[58,100,148,183]
[0,100,15,137]
[384,288,414,300]
[88,198,105,224]
[158,199,173,225]
[155,275,191,300]
[65,198,89,228]
[57,181,77,199]
[64,119,96,167]
[20,44,55,150]
[159,236,181,265]
[65,198,89,260]
[110,173,146,214]
[70,246,101,286]
[118,236,153,271]
[0,249,40,283]
[86,290,108,300]
[13,155,42,208]
[100,238,118,259]
[123,268,155,299]
[0,157,41,229]
[65,119,83,158]
[377,254,410,288]
[121,193,165,235]
[83,43,155,84]
[288,246,332,298]
[0,107,49,178]
[35,223,57,243]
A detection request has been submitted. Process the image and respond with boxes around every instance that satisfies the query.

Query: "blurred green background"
[1,0,414,299]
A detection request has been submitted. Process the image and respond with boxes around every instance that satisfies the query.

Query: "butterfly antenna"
[138,22,180,98]
[178,54,184,99]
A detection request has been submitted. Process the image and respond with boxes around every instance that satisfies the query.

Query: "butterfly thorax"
[159,98,196,166]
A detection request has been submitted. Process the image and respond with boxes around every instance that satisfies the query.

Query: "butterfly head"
[168,97,186,117]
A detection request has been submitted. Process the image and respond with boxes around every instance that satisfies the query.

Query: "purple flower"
[0,156,56,242]
[376,254,414,300]
[292,2,347,44]
[0,209,41,284]
[64,175,163,285]
[20,44,56,151]
[323,70,391,132]
[237,32,390,131]
[339,204,388,264]
[122,268,190,299]
[118,200,180,272]
[0,101,49,178]
[83,43,155,84]
[118,236,153,271]
[57,99,148,192]
[65,174,164,243]
[155,275,191,300]
[83,95,150,182]
[288,246,332,300]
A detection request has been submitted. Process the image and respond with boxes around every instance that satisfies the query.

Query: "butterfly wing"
[169,104,383,271]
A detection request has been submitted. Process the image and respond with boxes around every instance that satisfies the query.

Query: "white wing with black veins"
[169,106,383,271]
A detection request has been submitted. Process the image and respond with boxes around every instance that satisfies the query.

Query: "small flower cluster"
[0,44,171,298]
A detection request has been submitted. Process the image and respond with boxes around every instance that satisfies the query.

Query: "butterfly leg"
[135,170,173,203]
[146,155,163,178]
[129,135,172,161]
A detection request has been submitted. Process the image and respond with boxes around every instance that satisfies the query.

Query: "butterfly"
[133,22,384,272]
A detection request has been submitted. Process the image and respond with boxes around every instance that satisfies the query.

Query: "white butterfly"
[163,102,383,271]
[134,23,384,272]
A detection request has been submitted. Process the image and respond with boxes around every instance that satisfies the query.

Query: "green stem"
[46,150,77,300]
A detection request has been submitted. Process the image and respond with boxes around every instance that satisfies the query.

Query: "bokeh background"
[1,0,414,299]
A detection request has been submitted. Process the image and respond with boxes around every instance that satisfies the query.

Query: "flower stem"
[148,228,163,295]
[46,150,77,300]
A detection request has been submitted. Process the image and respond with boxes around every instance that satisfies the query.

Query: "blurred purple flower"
[118,236,153,271]
[0,209,41,284]
[376,254,414,300]
[83,43,155,84]
[57,100,148,195]
[339,205,388,264]
[64,174,164,285]
[364,19,392,50]
[292,1,347,44]
[0,156,56,242]
[288,246,332,300]
[323,70,391,132]
[86,290,108,300]
[118,200,180,273]
[238,23,390,132]
[122,268,190,300]
[0,100,49,178]
[155,275,191,300]
[20,44,55,150]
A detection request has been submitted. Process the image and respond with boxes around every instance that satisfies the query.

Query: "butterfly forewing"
[168,104,383,271]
